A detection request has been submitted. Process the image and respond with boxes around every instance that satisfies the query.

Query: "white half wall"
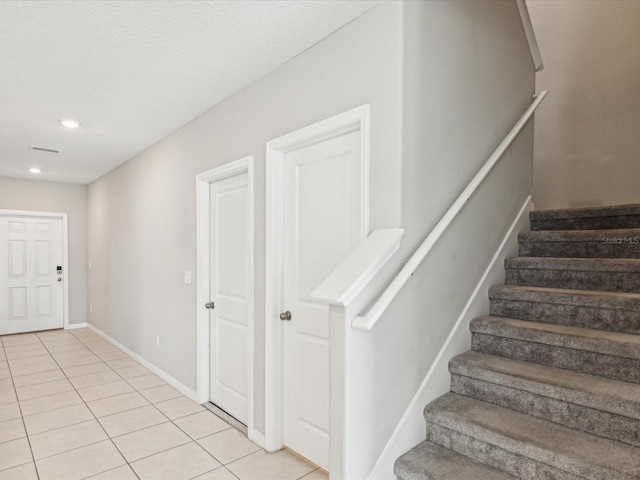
[369,196,533,479]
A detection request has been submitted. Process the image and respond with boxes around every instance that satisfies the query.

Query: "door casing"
[196,156,256,441]
[0,209,70,331]
[264,105,371,458]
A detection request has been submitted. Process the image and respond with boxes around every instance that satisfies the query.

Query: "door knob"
[57,278,62,282]
[205,302,215,310]
[280,311,292,321]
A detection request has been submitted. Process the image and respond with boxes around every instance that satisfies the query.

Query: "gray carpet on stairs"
[394,203,640,479]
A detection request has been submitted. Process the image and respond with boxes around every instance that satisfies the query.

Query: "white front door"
[0,216,64,335]
[209,172,251,424]
[282,130,364,469]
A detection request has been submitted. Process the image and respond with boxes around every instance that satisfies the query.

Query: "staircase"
[394,204,640,479]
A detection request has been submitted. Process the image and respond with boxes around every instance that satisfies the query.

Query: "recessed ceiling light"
[29,168,41,174]
[60,119,80,129]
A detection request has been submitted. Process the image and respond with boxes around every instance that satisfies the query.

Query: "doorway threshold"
[203,402,248,435]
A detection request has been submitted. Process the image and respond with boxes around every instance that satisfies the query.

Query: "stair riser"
[425,422,582,480]
[519,241,640,258]
[489,299,640,335]
[472,333,640,384]
[451,374,640,447]
[505,268,640,293]
[531,216,640,231]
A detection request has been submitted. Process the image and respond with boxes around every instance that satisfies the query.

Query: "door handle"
[205,302,215,310]
[57,278,62,282]
[279,311,292,321]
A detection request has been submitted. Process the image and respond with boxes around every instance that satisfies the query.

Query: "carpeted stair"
[395,204,640,479]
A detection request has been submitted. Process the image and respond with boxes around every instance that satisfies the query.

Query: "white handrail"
[352,91,548,331]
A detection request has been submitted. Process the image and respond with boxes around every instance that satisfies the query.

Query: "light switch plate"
[184,270,192,285]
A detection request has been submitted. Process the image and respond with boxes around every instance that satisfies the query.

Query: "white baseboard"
[368,196,533,480]
[65,322,88,330]
[86,323,198,402]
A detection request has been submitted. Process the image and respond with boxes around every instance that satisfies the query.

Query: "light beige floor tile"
[0,437,32,471]
[10,362,59,377]
[113,422,191,462]
[197,428,260,464]
[46,342,87,354]
[0,368,9,380]
[16,378,73,401]
[8,355,54,368]
[77,380,134,402]
[50,348,92,360]
[126,374,165,390]
[5,347,49,360]
[85,464,139,480]
[56,354,102,368]
[0,402,21,422]
[175,411,231,440]
[98,405,167,437]
[87,344,119,354]
[139,384,182,403]
[116,365,150,379]
[106,358,139,370]
[0,417,26,443]
[0,388,17,404]
[30,419,108,460]
[63,361,111,378]
[0,361,7,371]
[0,461,38,480]
[19,390,83,416]
[36,439,125,480]
[300,469,328,479]
[97,351,129,361]
[2,334,40,347]
[24,403,94,435]
[69,370,120,389]
[193,467,239,480]
[227,450,315,480]
[0,377,13,390]
[87,391,149,417]
[12,369,65,387]
[155,396,205,420]
[130,442,221,480]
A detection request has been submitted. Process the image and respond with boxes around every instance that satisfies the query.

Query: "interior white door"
[209,172,251,424]
[282,130,364,469]
[0,216,64,335]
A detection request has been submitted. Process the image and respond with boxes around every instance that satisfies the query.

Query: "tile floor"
[0,328,328,480]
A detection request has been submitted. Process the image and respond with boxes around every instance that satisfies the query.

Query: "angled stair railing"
[353,91,547,330]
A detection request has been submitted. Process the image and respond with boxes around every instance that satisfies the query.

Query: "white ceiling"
[0,0,379,185]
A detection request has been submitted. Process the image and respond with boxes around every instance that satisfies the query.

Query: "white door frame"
[264,104,371,455]
[0,209,70,330]
[195,156,256,439]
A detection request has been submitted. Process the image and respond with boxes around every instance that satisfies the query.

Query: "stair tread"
[425,393,640,479]
[489,284,640,310]
[530,204,640,221]
[520,228,640,242]
[394,441,514,480]
[450,351,640,419]
[506,256,640,272]
[471,316,640,359]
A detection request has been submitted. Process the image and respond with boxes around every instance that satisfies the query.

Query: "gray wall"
[0,176,88,325]
[87,2,404,436]
[528,0,640,209]
[349,1,535,476]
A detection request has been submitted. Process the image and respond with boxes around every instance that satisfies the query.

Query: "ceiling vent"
[29,145,61,154]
